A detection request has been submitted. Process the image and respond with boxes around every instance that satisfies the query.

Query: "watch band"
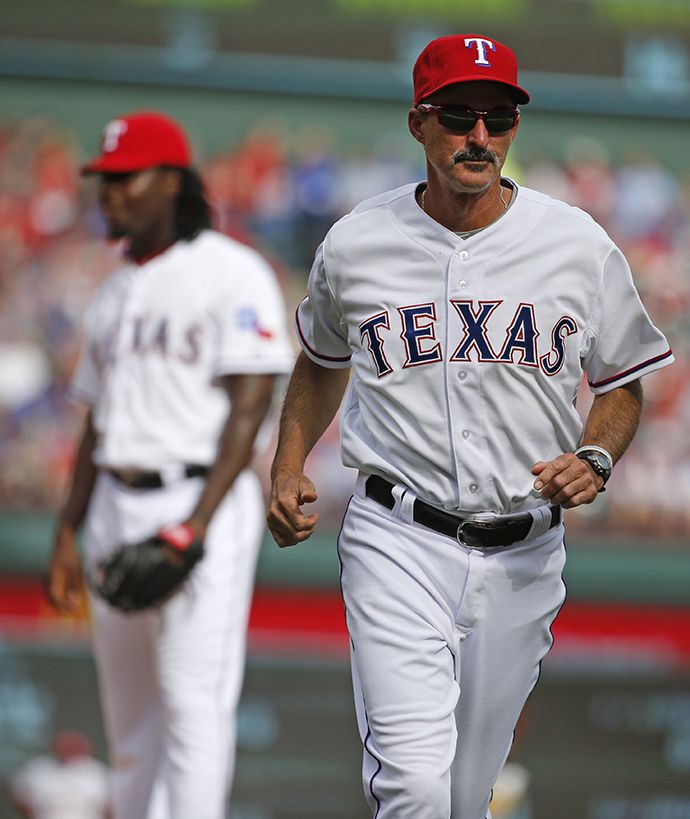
[574,445,613,492]
[574,445,613,465]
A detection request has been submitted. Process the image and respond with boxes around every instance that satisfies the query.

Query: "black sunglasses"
[416,104,519,135]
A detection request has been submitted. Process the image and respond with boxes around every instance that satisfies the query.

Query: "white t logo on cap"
[102,119,128,153]
[464,37,495,66]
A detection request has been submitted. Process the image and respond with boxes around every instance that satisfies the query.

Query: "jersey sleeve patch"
[235,306,274,339]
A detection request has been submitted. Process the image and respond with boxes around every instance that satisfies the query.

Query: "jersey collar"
[128,240,177,267]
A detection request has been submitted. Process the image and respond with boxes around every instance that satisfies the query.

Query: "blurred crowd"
[0,116,688,539]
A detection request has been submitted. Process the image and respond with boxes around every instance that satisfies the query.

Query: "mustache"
[451,148,498,166]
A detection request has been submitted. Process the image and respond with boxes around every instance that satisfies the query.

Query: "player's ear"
[408,108,426,145]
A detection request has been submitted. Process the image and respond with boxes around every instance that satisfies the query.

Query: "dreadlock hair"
[163,166,212,241]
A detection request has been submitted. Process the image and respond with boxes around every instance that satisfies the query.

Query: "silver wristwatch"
[574,445,613,491]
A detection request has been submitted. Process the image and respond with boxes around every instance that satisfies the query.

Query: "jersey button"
[469,483,479,494]
[459,250,469,261]
[458,280,468,288]
[462,429,471,439]
[457,370,467,381]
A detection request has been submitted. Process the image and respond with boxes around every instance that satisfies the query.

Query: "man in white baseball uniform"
[48,111,293,819]
[267,34,674,819]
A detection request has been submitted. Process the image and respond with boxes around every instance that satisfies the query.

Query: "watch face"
[591,453,608,471]
[581,451,611,479]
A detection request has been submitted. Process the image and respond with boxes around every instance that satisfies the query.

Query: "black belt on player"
[365,475,561,549]
[108,465,210,490]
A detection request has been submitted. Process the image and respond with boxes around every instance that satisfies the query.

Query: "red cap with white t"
[81,111,192,175]
[413,34,531,105]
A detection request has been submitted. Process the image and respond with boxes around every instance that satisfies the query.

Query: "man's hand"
[181,516,208,542]
[266,353,350,547]
[267,469,320,548]
[531,452,603,508]
[47,526,85,613]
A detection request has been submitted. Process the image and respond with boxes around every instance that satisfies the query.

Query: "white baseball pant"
[338,479,566,819]
[84,469,263,819]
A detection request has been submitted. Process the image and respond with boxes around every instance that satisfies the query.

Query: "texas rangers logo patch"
[236,307,274,339]
[102,119,128,153]
[465,37,495,67]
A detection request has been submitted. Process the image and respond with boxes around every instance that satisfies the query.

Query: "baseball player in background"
[267,34,674,819]
[8,731,112,819]
[47,111,293,819]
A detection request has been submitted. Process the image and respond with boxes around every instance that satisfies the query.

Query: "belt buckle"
[456,513,496,548]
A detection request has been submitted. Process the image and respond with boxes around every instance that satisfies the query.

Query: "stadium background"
[1,1,689,816]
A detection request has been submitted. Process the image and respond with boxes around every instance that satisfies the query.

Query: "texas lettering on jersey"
[130,315,203,364]
[97,315,204,367]
[359,299,577,378]
[102,306,274,369]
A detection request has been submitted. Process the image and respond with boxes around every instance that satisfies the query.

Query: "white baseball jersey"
[296,180,673,514]
[71,229,294,467]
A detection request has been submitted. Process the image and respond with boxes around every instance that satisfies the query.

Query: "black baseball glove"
[91,523,204,612]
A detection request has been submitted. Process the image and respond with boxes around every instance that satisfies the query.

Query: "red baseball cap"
[81,111,192,175]
[413,34,530,106]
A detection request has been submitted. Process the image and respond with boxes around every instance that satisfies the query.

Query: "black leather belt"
[108,465,210,490]
[365,475,561,549]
